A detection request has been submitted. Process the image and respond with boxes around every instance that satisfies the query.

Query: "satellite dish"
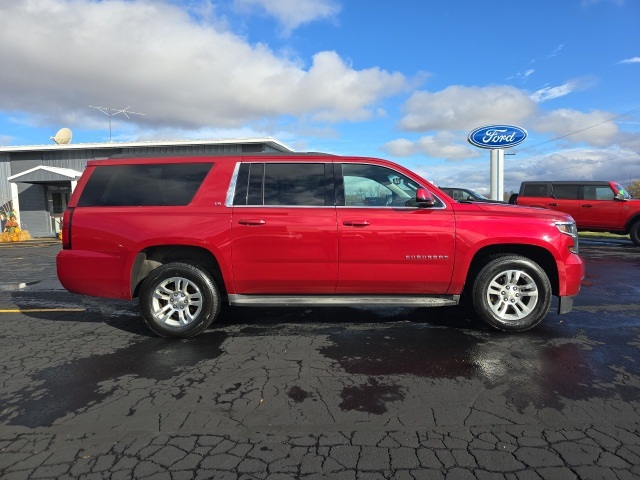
[51,128,73,145]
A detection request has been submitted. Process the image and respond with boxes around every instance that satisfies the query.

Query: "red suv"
[516,181,640,246]
[57,154,584,338]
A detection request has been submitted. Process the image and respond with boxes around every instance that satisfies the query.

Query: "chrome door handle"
[238,219,266,225]
[343,220,371,227]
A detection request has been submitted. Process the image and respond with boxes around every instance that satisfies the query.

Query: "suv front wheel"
[472,255,551,331]
[139,262,221,338]
[630,220,640,246]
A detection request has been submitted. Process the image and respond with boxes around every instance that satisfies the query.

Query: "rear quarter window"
[521,184,549,197]
[77,163,214,207]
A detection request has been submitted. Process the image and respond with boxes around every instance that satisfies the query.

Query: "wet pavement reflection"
[4,332,227,427]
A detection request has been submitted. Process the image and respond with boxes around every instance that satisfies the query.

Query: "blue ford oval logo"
[468,125,528,149]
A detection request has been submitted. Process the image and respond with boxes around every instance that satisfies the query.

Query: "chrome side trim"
[225,162,241,207]
[233,205,337,209]
[228,294,459,307]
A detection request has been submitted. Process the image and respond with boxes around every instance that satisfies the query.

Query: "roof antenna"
[89,105,146,142]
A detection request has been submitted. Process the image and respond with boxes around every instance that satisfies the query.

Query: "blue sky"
[1,0,639,193]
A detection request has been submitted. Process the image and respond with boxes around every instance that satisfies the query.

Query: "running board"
[228,294,459,307]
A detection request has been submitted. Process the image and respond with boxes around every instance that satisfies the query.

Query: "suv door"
[230,162,338,294]
[549,183,581,221]
[579,183,623,229]
[336,163,455,294]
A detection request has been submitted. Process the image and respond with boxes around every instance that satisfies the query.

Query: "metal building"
[0,138,293,237]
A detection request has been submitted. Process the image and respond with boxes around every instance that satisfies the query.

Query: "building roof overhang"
[8,166,83,184]
[0,137,294,154]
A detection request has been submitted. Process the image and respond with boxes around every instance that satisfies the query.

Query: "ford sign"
[468,125,528,149]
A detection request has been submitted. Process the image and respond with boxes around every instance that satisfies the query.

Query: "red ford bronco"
[57,154,584,338]
[516,181,640,246]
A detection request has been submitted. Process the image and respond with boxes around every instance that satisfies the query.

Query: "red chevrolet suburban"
[57,154,584,338]
[516,181,640,246]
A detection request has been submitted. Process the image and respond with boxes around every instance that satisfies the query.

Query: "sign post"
[468,125,527,201]
[490,148,504,201]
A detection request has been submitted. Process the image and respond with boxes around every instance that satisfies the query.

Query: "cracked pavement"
[0,239,639,479]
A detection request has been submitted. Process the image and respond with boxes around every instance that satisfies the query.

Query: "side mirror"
[416,188,436,207]
[615,193,628,201]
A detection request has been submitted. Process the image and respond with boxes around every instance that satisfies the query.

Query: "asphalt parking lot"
[1,238,639,479]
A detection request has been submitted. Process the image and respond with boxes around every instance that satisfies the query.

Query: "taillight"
[61,207,74,250]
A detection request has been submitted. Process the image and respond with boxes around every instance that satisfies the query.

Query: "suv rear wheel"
[472,255,551,331]
[139,262,221,338]
[630,220,640,246]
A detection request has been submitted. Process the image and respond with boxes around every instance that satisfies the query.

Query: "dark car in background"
[440,187,506,203]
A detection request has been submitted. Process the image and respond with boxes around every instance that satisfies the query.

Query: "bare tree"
[626,180,640,199]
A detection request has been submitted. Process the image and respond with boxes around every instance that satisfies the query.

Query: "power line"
[515,106,640,154]
[523,152,638,176]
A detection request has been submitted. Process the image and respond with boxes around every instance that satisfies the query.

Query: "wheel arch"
[624,212,640,233]
[131,245,227,299]
[465,244,559,296]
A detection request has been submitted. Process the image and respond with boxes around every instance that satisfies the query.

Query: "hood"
[468,202,576,222]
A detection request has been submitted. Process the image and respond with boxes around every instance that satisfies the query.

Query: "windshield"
[614,183,633,200]
[444,188,489,201]
[466,189,488,200]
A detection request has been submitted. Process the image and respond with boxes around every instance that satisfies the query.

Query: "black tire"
[139,262,220,338]
[472,255,551,331]
[630,220,640,246]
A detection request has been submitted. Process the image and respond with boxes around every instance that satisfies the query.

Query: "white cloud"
[234,0,340,33]
[619,57,640,64]
[381,133,479,161]
[547,44,564,59]
[0,1,404,134]
[389,81,632,160]
[531,77,597,103]
[398,85,537,132]
[531,109,621,147]
[504,147,640,192]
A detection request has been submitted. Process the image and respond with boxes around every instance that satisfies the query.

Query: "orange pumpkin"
[11,235,19,242]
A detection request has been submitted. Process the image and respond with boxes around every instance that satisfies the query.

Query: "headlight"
[555,221,579,253]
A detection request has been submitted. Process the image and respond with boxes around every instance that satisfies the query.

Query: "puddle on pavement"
[339,377,404,414]
[317,325,639,414]
[3,331,227,428]
[288,386,313,403]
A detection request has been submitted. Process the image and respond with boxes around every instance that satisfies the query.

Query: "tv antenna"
[89,105,146,142]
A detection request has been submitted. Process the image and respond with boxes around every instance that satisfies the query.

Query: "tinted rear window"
[522,184,548,197]
[78,163,213,207]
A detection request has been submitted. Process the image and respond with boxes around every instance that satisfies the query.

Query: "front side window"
[583,185,615,201]
[341,163,428,207]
